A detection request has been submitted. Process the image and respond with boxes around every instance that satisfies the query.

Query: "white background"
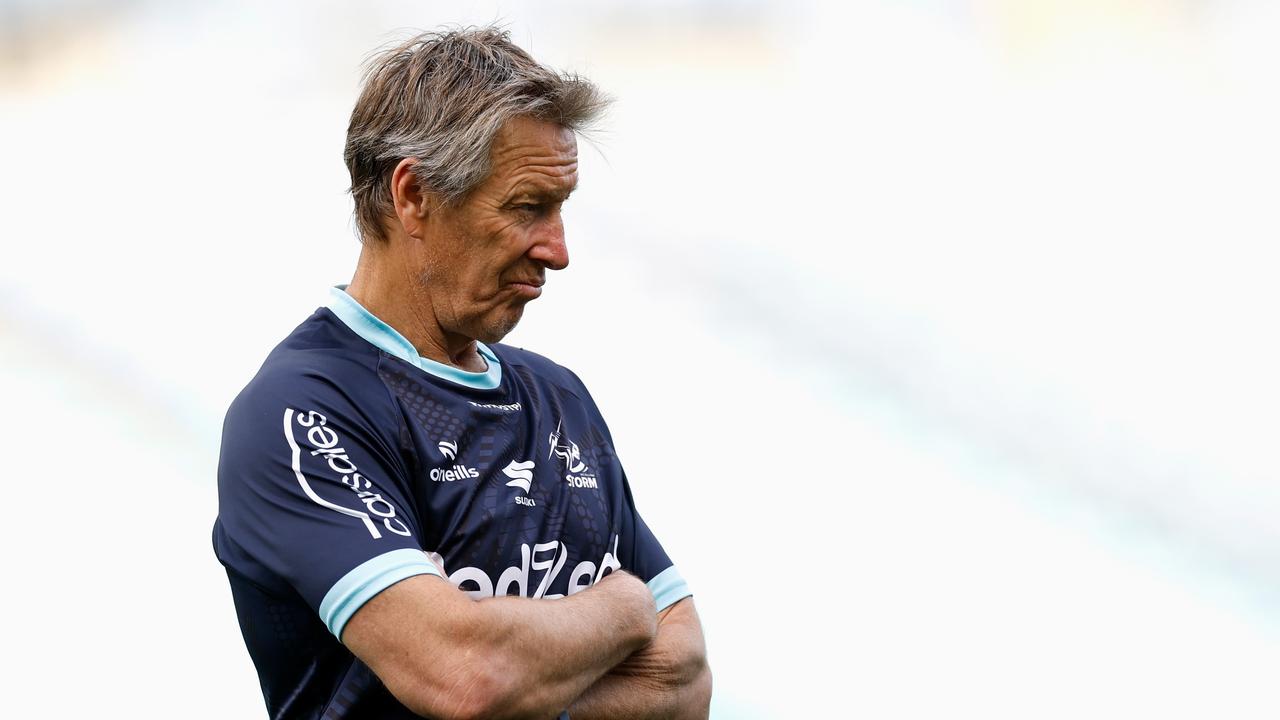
[2,1,1279,717]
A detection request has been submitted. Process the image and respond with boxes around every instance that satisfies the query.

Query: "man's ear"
[390,158,435,239]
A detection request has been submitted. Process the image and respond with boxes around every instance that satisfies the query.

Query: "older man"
[213,27,710,720]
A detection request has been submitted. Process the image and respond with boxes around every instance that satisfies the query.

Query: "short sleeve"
[617,471,693,613]
[214,369,440,640]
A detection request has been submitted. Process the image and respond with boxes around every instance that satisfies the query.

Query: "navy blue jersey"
[213,287,690,719]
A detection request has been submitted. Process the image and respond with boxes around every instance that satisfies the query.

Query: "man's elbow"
[391,654,557,720]
[673,646,712,718]
[670,615,712,718]
[387,655,520,720]
[677,639,711,688]
[649,632,712,718]
[689,660,713,717]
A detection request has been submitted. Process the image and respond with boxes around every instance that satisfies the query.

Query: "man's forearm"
[568,655,712,720]
[345,570,657,720]
[471,570,659,716]
[569,598,712,720]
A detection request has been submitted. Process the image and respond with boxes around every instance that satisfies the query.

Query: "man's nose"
[528,217,569,271]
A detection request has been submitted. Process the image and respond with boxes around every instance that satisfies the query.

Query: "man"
[213,27,711,720]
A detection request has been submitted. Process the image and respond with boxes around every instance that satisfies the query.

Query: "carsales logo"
[283,408,411,539]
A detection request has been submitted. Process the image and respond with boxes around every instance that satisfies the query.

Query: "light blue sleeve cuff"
[647,565,692,613]
[319,548,442,640]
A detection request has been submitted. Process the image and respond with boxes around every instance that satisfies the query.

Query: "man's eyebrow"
[510,182,576,202]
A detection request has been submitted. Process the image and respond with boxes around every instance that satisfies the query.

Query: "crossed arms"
[344,570,712,720]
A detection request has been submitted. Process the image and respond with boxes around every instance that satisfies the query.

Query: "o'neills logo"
[283,408,411,540]
[432,439,479,481]
[430,465,480,482]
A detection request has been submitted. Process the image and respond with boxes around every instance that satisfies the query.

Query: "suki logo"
[503,459,537,506]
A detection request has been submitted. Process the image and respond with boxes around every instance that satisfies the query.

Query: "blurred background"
[2,0,1278,717]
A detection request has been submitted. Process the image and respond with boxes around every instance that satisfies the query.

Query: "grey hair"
[344,27,609,242]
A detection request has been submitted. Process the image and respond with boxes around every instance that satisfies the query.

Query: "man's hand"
[568,597,712,720]
[343,569,657,720]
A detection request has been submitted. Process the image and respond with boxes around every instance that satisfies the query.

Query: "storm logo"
[548,420,588,473]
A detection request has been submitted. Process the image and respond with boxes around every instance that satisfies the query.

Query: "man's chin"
[474,306,526,344]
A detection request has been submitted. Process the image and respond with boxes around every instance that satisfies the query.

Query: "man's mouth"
[505,278,544,299]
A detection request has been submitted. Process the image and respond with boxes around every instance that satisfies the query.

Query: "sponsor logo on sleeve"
[282,408,412,539]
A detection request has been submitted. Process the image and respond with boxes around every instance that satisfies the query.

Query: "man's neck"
[345,247,487,373]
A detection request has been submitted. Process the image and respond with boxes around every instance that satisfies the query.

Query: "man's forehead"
[491,117,578,166]
[487,118,579,199]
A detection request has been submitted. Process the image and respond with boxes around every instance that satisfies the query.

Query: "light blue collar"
[326,286,501,390]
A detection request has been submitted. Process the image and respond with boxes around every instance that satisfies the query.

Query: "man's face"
[416,116,578,344]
